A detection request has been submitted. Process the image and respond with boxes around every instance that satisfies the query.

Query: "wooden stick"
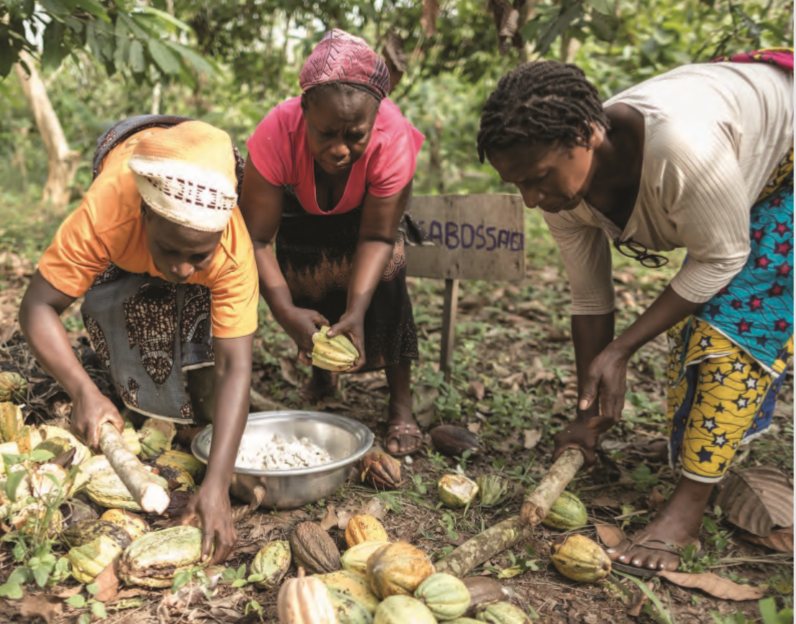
[520,448,584,525]
[99,422,170,514]
[435,449,584,578]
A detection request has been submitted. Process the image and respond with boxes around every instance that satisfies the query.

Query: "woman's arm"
[327,181,413,370]
[19,271,124,447]
[239,156,329,363]
[181,334,252,564]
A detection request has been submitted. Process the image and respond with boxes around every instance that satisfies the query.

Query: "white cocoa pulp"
[235,433,332,470]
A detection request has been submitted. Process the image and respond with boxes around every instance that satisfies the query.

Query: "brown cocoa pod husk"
[462,576,510,616]
[289,521,341,575]
[359,452,402,490]
[430,425,482,457]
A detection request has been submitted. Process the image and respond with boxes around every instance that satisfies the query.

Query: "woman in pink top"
[240,29,425,456]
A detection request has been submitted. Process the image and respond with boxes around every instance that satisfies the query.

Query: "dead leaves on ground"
[657,570,767,601]
[738,526,794,553]
[714,467,794,537]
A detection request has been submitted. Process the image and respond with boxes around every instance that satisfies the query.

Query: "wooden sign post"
[405,194,526,381]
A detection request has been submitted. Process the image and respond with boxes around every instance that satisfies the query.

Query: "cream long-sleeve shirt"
[544,62,793,315]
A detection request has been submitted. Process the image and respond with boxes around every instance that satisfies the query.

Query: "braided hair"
[477,61,610,163]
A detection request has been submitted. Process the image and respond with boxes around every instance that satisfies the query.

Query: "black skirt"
[275,189,418,371]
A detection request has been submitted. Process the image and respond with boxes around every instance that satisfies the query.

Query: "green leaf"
[139,7,194,33]
[32,563,51,588]
[13,541,26,561]
[534,1,583,58]
[236,564,246,578]
[114,18,131,67]
[0,581,23,600]
[73,0,110,21]
[91,601,107,618]
[29,449,55,464]
[247,574,264,583]
[67,594,87,609]
[171,570,192,593]
[498,564,524,579]
[147,38,180,75]
[38,0,69,18]
[87,582,99,596]
[231,579,248,588]
[221,567,237,583]
[167,40,219,75]
[129,40,145,74]
[585,0,615,15]
[6,469,27,502]
[41,18,66,72]
[78,613,91,624]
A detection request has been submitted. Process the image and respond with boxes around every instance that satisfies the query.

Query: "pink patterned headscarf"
[299,29,391,100]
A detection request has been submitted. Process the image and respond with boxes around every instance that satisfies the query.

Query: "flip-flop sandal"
[385,421,423,457]
[610,537,702,578]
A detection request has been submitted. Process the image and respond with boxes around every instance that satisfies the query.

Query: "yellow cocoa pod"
[122,420,141,456]
[100,509,150,541]
[316,570,379,614]
[119,526,209,588]
[340,541,391,577]
[69,455,111,496]
[37,426,91,466]
[366,542,435,600]
[154,450,206,482]
[277,568,339,624]
[345,514,389,548]
[550,534,611,583]
[374,595,437,624]
[0,402,24,443]
[14,424,41,455]
[542,491,588,531]
[311,326,359,372]
[69,534,126,584]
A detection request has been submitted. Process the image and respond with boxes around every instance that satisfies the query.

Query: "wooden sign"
[405,194,526,281]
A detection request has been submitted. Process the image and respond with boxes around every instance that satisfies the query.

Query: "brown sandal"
[611,537,702,578]
[385,421,423,457]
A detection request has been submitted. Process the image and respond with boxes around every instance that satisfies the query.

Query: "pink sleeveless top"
[247,97,424,215]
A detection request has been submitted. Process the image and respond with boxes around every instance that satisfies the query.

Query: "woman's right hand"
[278,306,329,365]
[71,385,125,449]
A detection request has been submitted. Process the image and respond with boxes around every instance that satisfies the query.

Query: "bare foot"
[299,367,338,404]
[385,359,422,456]
[607,476,712,572]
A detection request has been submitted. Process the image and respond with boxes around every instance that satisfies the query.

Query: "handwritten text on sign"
[405,194,526,281]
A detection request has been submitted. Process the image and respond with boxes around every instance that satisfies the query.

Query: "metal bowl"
[191,411,374,509]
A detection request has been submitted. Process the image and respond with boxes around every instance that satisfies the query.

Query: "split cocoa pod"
[312,326,359,372]
[345,514,388,548]
[290,521,341,575]
[278,567,339,624]
[251,540,292,590]
[438,474,479,508]
[359,452,401,490]
[0,401,24,443]
[366,542,435,599]
[100,509,150,541]
[119,525,209,588]
[550,534,611,583]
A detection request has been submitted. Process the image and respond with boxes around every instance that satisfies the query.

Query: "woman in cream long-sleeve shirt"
[477,50,793,576]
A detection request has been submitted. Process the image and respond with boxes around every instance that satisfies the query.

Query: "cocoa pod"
[367,542,435,599]
[100,509,150,541]
[0,401,24,443]
[63,519,133,550]
[0,373,27,405]
[277,567,339,624]
[359,453,401,490]
[290,521,341,575]
[430,425,482,457]
[438,474,479,508]
[119,525,209,588]
[373,595,436,624]
[251,540,291,590]
[414,573,470,621]
[550,534,611,583]
[462,577,509,616]
[345,514,388,548]
[475,602,533,623]
[340,541,391,576]
[541,491,588,531]
[316,570,379,615]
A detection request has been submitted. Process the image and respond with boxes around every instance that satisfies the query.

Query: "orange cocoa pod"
[344,514,388,548]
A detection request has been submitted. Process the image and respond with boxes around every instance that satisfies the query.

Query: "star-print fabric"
[664,48,793,482]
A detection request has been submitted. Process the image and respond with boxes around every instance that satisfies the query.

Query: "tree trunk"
[14,51,80,209]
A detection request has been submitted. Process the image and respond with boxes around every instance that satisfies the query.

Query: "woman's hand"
[327,310,366,372]
[577,341,631,436]
[180,481,237,565]
[278,306,329,365]
[553,415,599,467]
[71,385,125,449]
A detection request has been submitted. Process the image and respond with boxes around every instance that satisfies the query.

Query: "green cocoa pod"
[62,519,132,550]
[68,534,126,584]
[251,540,291,589]
[138,418,175,459]
[476,602,533,624]
[119,525,209,588]
[438,474,479,508]
[152,463,195,491]
[541,491,588,531]
[100,509,150,541]
[476,475,513,508]
[328,589,374,624]
[0,373,28,405]
[374,596,438,624]
[316,570,379,614]
[415,573,471,621]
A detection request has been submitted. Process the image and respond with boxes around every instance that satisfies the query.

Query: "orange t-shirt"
[38,129,259,339]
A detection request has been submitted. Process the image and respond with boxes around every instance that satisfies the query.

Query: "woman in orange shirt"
[19,119,259,564]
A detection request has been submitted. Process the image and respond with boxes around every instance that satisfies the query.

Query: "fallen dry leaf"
[94,559,120,603]
[53,585,84,599]
[591,496,621,508]
[319,504,338,531]
[523,429,542,450]
[467,380,485,401]
[739,526,794,553]
[279,357,300,387]
[715,467,793,536]
[626,581,653,617]
[360,497,386,521]
[594,523,624,548]
[648,487,665,511]
[657,570,766,601]
[20,595,62,624]
[467,422,481,434]
[231,539,269,556]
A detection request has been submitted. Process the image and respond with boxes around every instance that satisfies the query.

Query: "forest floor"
[0,206,792,624]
